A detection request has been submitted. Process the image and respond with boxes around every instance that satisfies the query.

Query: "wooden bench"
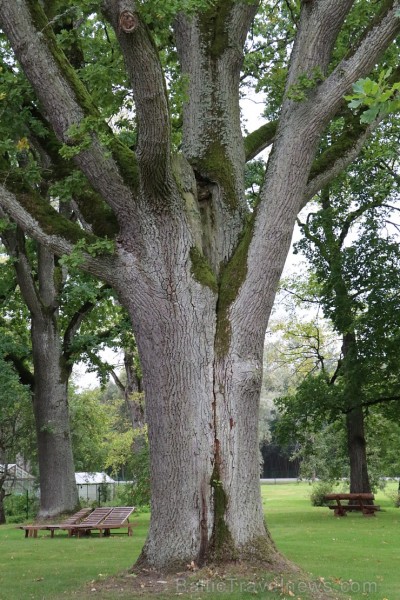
[88,507,135,537]
[324,493,380,517]
[62,507,113,537]
[61,506,135,537]
[19,508,93,538]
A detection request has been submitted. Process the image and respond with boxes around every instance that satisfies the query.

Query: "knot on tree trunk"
[119,11,138,33]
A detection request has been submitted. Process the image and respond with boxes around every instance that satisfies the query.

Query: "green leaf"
[347,98,363,109]
[360,105,380,124]
[352,79,369,95]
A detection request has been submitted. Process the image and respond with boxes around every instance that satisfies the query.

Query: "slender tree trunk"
[342,333,371,495]
[9,241,79,518]
[316,191,372,496]
[0,486,6,524]
[123,349,145,431]
[31,313,78,518]
[346,406,371,494]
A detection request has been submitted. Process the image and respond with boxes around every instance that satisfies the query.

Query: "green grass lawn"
[0,516,147,600]
[1,483,399,599]
[264,482,400,600]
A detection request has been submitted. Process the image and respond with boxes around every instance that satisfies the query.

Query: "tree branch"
[0,185,120,286]
[285,0,355,92]
[102,0,172,192]
[63,301,95,362]
[338,196,387,246]
[379,159,400,184]
[0,208,42,316]
[303,118,381,205]
[344,394,400,413]
[311,1,400,124]
[3,353,35,390]
[296,217,330,262]
[0,0,138,218]
[109,368,126,395]
[244,121,277,162]
[329,359,342,386]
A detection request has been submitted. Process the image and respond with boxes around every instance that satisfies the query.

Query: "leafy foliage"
[346,69,400,124]
[273,135,400,483]
[309,481,335,507]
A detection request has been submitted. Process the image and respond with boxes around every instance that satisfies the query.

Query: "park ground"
[1,482,399,600]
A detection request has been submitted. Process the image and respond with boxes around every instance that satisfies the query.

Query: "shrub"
[309,481,334,506]
[4,493,39,523]
[385,491,400,507]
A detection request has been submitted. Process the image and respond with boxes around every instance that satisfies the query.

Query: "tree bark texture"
[31,307,79,518]
[1,228,79,518]
[0,0,399,566]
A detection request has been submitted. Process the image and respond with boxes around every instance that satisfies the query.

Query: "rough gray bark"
[31,294,79,518]
[1,228,79,517]
[0,0,399,567]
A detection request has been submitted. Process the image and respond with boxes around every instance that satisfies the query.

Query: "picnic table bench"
[324,493,380,517]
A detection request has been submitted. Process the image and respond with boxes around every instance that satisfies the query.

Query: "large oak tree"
[0,0,399,568]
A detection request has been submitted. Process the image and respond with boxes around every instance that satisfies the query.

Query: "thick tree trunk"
[118,231,215,567]
[0,229,79,518]
[115,207,277,568]
[123,300,272,567]
[22,246,78,518]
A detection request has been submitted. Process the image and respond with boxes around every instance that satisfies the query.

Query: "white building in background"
[75,472,116,502]
[0,464,35,495]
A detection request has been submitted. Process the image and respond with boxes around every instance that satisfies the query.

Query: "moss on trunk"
[209,465,237,562]
[190,247,218,293]
[216,215,255,356]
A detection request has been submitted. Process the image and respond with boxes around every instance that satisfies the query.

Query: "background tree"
[296,150,400,492]
[0,0,399,568]
[0,230,130,517]
[274,153,400,490]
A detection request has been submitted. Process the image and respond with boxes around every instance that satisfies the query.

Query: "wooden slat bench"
[62,507,113,537]
[324,493,380,517]
[19,508,93,538]
[62,506,135,537]
[88,507,135,537]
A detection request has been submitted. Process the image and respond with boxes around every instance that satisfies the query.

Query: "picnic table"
[324,493,380,517]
